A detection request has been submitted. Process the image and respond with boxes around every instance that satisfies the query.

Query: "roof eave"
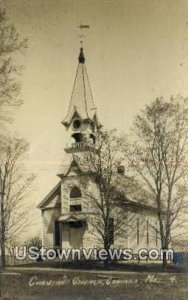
[37,181,61,209]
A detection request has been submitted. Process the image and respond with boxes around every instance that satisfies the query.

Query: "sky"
[3,0,188,238]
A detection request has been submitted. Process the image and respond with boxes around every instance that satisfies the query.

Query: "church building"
[38,46,160,252]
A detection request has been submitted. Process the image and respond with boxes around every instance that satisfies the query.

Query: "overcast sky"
[4,0,188,237]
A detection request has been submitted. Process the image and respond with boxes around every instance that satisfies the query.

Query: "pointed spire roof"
[62,47,100,126]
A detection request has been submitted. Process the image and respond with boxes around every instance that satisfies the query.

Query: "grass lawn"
[0,263,188,300]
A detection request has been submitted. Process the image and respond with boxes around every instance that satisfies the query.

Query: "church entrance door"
[69,221,84,248]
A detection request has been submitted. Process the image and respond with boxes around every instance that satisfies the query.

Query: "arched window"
[70,186,82,198]
[72,133,83,143]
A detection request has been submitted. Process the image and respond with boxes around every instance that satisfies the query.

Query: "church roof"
[37,172,159,212]
[62,47,100,126]
[37,181,61,209]
[57,153,91,177]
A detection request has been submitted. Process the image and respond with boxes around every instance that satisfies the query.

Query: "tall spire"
[62,47,100,128]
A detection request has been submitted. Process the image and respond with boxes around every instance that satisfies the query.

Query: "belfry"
[62,47,101,154]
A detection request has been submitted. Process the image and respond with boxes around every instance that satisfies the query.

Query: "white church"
[38,46,160,252]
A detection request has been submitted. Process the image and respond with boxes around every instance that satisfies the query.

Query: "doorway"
[69,221,84,248]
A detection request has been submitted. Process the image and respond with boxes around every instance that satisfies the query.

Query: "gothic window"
[70,186,82,198]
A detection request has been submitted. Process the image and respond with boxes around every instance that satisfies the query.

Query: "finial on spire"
[78,23,90,63]
[78,47,85,63]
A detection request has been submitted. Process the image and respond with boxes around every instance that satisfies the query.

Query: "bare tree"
[75,129,134,264]
[0,5,27,124]
[24,235,42,248]
[123,96,188,270]
[0,136,34,267]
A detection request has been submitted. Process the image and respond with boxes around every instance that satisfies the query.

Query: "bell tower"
[62,47,101,153]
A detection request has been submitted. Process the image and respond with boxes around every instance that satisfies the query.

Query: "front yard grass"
[0,263,188,300]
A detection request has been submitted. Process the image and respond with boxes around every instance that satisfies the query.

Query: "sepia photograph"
[0,0,188,299]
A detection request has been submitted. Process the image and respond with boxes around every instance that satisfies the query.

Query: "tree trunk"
[161,230,170,272]
[162,249,167,272]
[158,214,168,272]
[0,218,6,268]
[0,231,6,268]
[0,173,6,268]
[1,247,6,268]
[162,240,170,272]
[103,238,110,268]
[103,258,109,268]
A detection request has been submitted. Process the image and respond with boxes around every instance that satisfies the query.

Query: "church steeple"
[62,46,101,153]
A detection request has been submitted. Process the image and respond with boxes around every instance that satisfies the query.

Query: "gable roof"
[57,153,91,177]
[38,161,160,213]
[37,181,61,209]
